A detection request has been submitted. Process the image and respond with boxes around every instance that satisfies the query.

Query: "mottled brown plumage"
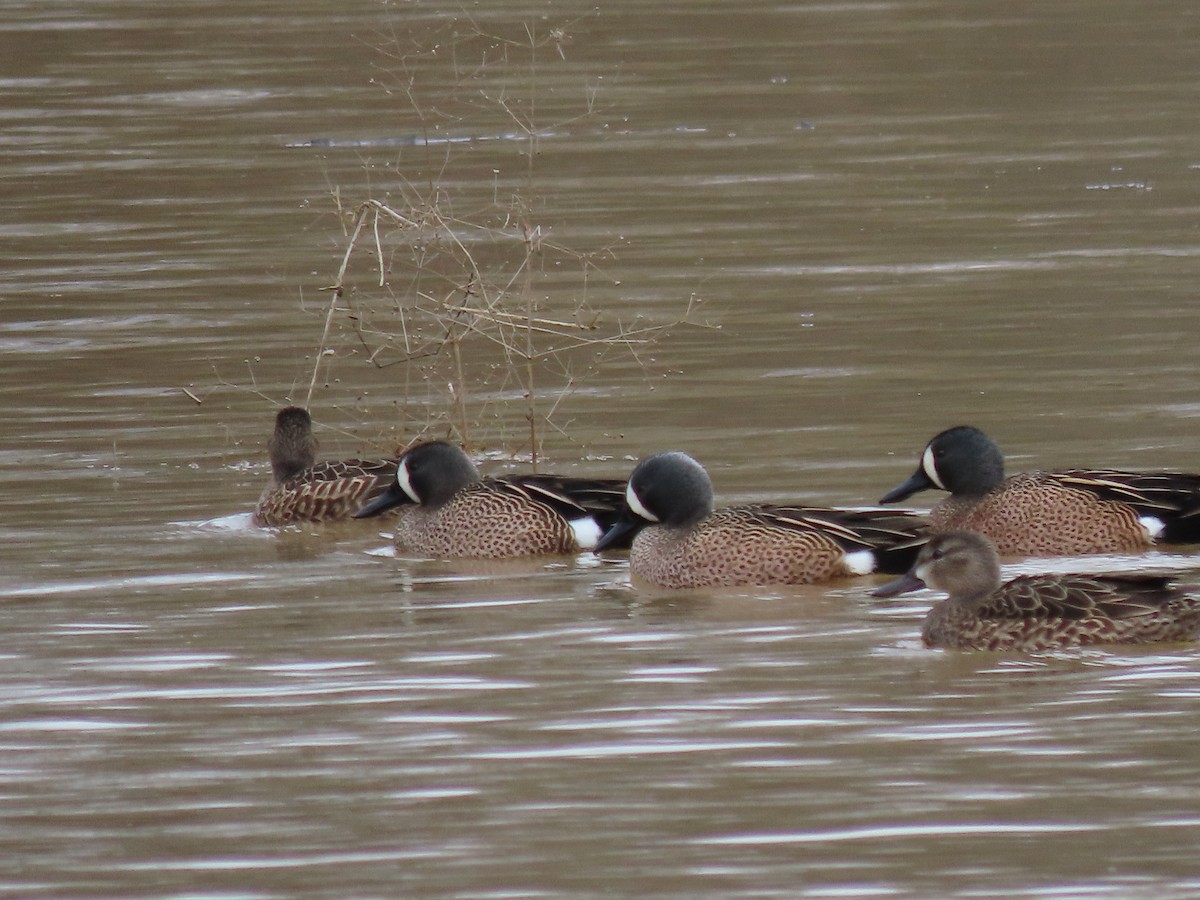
[881,425,1200,556]
[594,451,929,589]
[353,440,628,559]
[391,481,590,558]
[873,531,1200,651]
[929,472,1153,556]
[253,407,397,527]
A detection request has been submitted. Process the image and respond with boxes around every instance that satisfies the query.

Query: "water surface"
[5,0,1200,896]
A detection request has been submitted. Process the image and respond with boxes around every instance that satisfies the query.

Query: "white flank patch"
[570,516,603,550]
[1139,515,1165,540]
[397,459,420,504]
[626,483,659,523]
[844,549,876,575]
[921,444,946,489]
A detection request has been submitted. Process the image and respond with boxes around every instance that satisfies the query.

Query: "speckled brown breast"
[931,473,1153,556]
[254,460,395,526]
[628,508,857,589]
[923,596,1200,651]
[394,484,580,558]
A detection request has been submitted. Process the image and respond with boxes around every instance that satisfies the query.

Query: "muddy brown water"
[5,0,1200,896]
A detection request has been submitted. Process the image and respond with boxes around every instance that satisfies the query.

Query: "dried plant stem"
[522,232,537,467]
[292,14,707,455]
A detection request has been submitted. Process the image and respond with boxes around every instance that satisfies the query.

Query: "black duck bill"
[594,512,646,553]
[352,482,410,519]
[870,570,928,598]
[879,467,937,505]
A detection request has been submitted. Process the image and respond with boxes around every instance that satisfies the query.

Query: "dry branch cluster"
[306,13,698,461]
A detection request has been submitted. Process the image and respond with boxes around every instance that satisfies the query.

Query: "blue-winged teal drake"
[872,531,1200,651]
[880,425,1200,556]
[253,407,398,527]
[353,440,628,558]
[593,451,929,589]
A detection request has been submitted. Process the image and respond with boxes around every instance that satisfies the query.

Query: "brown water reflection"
[5,0,1200,896]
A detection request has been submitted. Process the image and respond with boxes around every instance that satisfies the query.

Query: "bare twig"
[289,12,701,454]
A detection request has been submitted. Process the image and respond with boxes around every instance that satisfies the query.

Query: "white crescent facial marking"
[397,459,421,504]
[1139,516,1165,540]
[915,560,932,583]
[569,517,603,550]
[921,444,946,490]
[844,549,876,575]
[626,482,659,523]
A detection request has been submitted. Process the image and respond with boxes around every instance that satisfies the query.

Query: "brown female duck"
[253,407,397,526]
[873,531,1200,651]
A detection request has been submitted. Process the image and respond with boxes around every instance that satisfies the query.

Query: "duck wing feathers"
[488,475,627,526]
[984,574,1184,621]
[257,458,398,525]
[1050,469,1200,512]
[1046,470,1200,543]
[296,458,398,485]
[741,506,930,572]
